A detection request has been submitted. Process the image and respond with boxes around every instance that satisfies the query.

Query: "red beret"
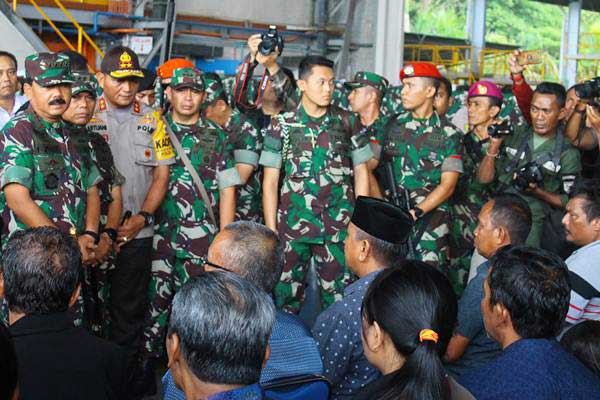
[400,62,443,81]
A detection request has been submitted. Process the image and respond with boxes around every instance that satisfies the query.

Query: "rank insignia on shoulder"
[98,98,107,111]
[133,101,141,114]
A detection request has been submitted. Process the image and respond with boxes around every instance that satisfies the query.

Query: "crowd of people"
[0,29,599,400]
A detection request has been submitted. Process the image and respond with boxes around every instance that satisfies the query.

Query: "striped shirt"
[565,240,600,324]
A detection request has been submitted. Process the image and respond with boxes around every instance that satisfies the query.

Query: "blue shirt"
[459,338,600,399]
[162,311,323,400]
[445,261,501,377]
[312,270,382,399]
[208,383,263,399]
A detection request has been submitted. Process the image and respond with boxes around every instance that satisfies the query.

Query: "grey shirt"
[445,261,501,378]
[89,98,175,239]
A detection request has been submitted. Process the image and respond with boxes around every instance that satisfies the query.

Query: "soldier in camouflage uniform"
[62,71,125,335]
[380,62,464,276]
[203,73,263,222]
[142,67,240,363]
[260,56,373,313]
[0,53,102,255]
[344,71,391,197]
[0,53,102,323]
[448,81,503,294]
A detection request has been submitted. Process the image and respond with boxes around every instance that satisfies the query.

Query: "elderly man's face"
[474,201,501,259]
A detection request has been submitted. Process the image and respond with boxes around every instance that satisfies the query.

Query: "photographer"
[565,78,600,154]
[478,82,581,247]
[450,81,505,292]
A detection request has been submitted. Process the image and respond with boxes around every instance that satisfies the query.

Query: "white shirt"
[0,94,27,131]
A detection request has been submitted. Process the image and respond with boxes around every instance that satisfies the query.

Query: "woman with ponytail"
[355,260,475,400]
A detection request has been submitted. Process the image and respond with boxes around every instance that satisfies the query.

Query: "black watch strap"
[82,230,100,244]
[103,228,118,242]
[413,207,425,219]
[138,211,154,227]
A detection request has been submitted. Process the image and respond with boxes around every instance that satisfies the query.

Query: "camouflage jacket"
[158,114,241,258]
[451,131,493,208]
[62,123,125,209]
[0,107,102,241]
[260,104,373,243]
[381,111,464,212]
[223,107,263,218]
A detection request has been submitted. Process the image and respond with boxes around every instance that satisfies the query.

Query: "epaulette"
[98,97,107,111]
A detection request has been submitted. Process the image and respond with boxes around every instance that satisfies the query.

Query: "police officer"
[93,45,175,381]
[140,68,240,389]
[62,71,125,335]
[203,73,263,222]
[449,81,503,292]
[381,62,463,276]
[260,55,373,313]
[478,82,581,247]
[0,53,101,262]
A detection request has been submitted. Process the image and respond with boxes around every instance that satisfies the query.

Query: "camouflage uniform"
[69,73,125,336]
[143,68,241,358]
[494,125,581,247]
[224,108,263,222]
[381,111,464,274]
[448,131,493,294]
[260,104,374,313]
[0,54,101,244]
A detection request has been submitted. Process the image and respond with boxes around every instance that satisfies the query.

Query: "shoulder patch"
[98,97,107,111]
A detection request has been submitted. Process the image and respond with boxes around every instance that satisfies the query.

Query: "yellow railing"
[12,0,104,60]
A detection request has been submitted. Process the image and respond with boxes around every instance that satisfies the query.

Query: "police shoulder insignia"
[133,100,141,114]
[98,97,107,111]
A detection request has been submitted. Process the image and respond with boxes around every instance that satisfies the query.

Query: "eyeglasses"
[201,256,230,273]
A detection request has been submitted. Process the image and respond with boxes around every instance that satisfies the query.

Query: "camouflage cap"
[25,52,73,87]
[100,46,144,79]
[169,67,204,91]
[203,73,226,104]
[344,71,389,93]
[71,71,99,97]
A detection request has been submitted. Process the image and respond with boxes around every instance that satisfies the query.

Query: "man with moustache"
[90,46,175,390]
[0,53,101,261]
[478,82,581,247]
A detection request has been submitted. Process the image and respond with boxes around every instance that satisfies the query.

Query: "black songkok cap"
[351,196,414,244]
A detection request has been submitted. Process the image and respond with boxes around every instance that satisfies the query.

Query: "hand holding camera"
[247,26,284,68]
[487,120,514,139]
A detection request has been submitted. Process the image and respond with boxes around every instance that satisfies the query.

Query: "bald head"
[206,221,283,294]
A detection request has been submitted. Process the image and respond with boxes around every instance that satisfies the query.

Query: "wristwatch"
[138,211,155,227]
[413,206,425,220]
[102,228,118,243]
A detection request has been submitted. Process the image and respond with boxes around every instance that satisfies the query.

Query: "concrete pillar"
[560,0,581,88]
[467,0,486,77]
[374,0,404,84]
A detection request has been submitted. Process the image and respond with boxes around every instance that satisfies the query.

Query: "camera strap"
[164,117,218,227]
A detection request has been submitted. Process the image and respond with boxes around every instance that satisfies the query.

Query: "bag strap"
[165,119,218,227]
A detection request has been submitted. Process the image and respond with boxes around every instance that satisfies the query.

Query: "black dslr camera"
[487,120,513,139]
[573,77,600,100]
[512,162,544,192]
[259,25,284,56]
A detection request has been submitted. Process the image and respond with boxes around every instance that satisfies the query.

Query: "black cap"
[351,196,414,244]
[100,46,144,79]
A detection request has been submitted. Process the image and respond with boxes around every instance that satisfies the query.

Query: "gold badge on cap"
[404,65,414,76]
[477,84,488,95]
[119,51,133,69]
